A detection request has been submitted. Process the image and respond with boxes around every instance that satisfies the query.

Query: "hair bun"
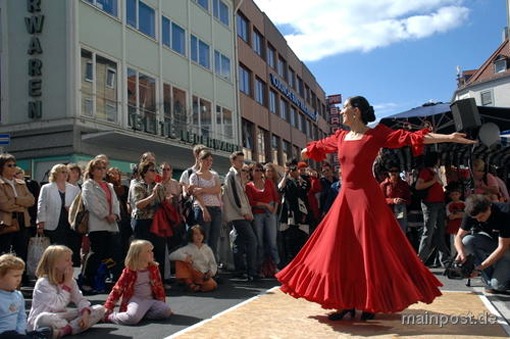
[366,105,376,122]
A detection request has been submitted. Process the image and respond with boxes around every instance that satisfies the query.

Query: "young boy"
[445,186,465,255]
[0,254,52,339]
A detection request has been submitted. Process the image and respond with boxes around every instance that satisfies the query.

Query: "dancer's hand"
[301,148,309,160]
[449,132,477,144]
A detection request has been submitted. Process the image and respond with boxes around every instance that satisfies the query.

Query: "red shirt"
[419,168,445,203]
[245,179,279,214]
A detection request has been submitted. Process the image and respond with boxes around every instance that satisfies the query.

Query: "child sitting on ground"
[27,245,104,338]
[169,225,218,292]
[0,254,52,339]
[104,240,172,325]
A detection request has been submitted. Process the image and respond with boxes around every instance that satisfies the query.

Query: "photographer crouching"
[454,194,510,294]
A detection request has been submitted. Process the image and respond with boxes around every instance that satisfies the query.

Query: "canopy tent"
[377,102,510,169]
[379,102,510,134]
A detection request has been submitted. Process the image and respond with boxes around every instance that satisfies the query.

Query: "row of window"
[80,48,234,143]
[240,64,322,138]
[236,11,326,118]
[85,0,232,80]
[86,0,229,26]
[242,119,306,165]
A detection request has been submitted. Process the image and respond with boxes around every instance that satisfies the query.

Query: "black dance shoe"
[360,311,375,321]
[328,308,355,321]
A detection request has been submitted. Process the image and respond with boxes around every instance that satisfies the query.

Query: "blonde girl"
[104,240,172,325]
[27,245,104,337]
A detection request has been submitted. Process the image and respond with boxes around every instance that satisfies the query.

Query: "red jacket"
[104,264,166,313]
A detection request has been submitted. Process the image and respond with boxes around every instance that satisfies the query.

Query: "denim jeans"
[418,201,450,265]
[230,219,258,277]
[253,212,280,266]
[462,233,510,291]
[193,206,222,257]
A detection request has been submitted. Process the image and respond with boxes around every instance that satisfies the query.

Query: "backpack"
[68,193,89,234]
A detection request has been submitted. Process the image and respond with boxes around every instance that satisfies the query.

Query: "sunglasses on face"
[5,164,17,168]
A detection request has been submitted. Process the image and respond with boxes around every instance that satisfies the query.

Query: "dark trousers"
[82,231,115,286]
[231,219,258,277]
[133,218,167,280]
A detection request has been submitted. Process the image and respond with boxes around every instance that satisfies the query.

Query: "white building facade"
[0,0,239,180]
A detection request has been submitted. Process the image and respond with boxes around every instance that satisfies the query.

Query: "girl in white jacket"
[27,245,104,337]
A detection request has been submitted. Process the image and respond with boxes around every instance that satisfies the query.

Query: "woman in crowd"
[66,164,82,187]
[130,160,167,281]
[80,159,120,293]
[36,164,81,265]
[276,95,476,321]
[0,153,35,284]
[245,162,280,276]
[189,150,222,258]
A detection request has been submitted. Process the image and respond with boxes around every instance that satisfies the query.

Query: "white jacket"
[36,182,81,231]
[82,179,120,233]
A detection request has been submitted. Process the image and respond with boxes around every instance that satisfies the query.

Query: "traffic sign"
[0,134,10,145]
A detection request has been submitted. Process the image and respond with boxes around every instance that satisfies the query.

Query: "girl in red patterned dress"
[104,240,172,325]
[276,96,476,321]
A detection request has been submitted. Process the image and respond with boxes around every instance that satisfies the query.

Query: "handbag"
[27,235,50,278]
[0,217,20,236]
[69,193,89,234]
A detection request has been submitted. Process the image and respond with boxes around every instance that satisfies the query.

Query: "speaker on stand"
[450,98,482,199]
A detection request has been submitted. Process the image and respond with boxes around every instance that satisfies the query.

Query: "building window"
[280,98,289,121]
[85,0,118,17]
[271,134,280,164]
[480,90,493,106]
[255,77,266,105]
[173,87,188,137]
[126,0,155,39]
[257,127,268,163]
[106,68,116,88]
[277,56,286,79]
[494,56,508,73]
[269,89,278,114]
[288,68,295,89]
[299,113,305,133]
[127,68,156,133]
[213,0,229,26]
[289,106,297,127]
[195,0,209,11]
[267,44,275,69]
[191,35,210,69]
[192,97,212,137]
[216,105,234,143]
[236,13,249,43]
[253,29,264,58]
[242,119,254,159]
[297,76,304,97]
[282,140,290,164]
[239,65,251,95]
[214,50,231,81]
[162,17,186,55]
[80,49,118,122]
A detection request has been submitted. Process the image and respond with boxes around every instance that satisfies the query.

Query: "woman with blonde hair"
[104,240,171,325]
[36,164,81,262]
[27,245,104,337]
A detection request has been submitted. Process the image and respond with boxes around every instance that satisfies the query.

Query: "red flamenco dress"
[276,124,442,313]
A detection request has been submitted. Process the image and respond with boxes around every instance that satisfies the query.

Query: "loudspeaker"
[450,98,481,131]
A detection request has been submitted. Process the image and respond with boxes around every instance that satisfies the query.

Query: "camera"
[444,255,475,280]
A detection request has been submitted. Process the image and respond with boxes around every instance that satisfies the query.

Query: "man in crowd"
[455,194,510,294]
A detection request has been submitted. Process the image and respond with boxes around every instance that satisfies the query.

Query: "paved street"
[22,268,510,338]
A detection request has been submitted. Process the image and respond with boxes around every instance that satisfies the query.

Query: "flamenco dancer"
[275,96,476,321]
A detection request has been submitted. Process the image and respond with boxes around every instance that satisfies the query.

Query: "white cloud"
[253,0,470,61]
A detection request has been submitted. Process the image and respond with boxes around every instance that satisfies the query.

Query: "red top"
[104,264,166,313]
[245,179,279,214]
[419,168,445,203]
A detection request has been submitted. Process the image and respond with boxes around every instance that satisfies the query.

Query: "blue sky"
[253,0,508,120]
